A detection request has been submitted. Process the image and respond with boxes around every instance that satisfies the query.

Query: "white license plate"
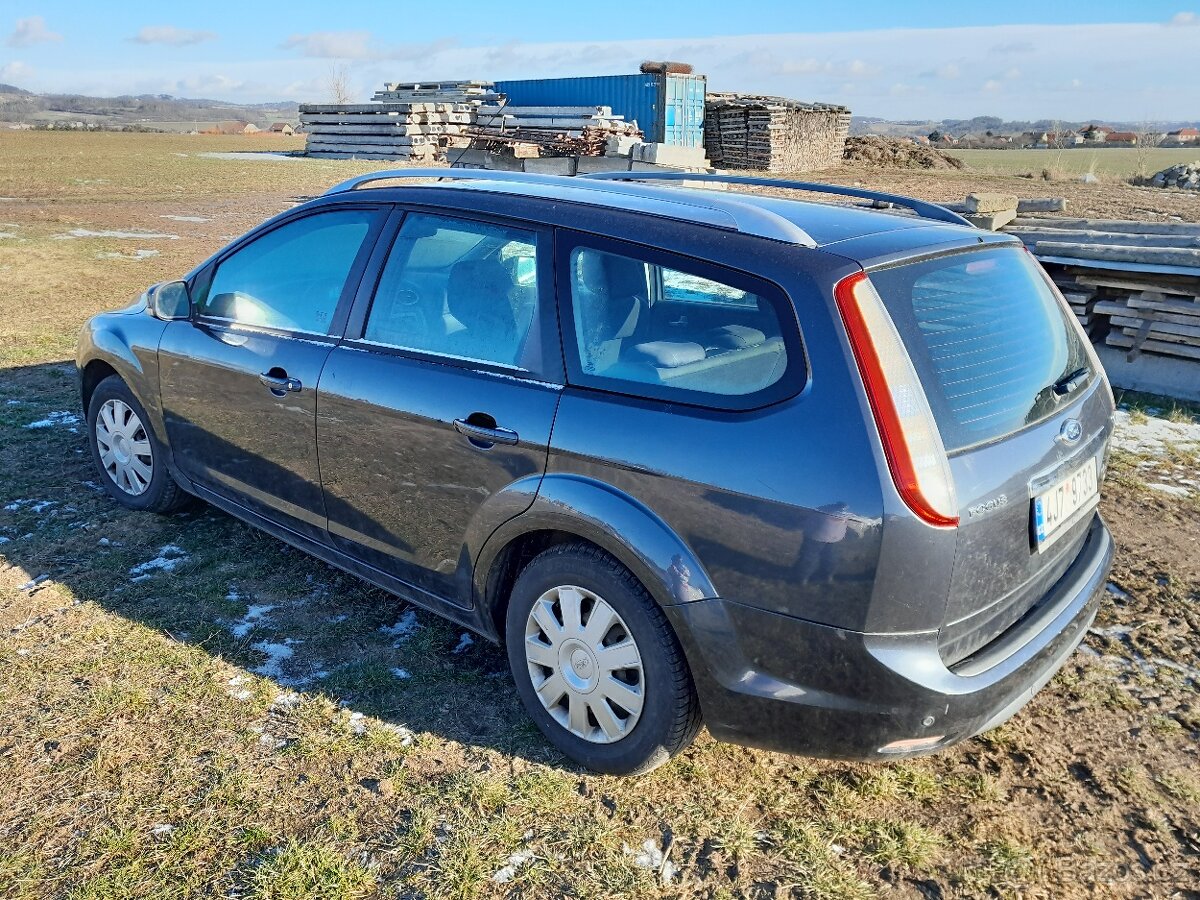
[1033,456,1099,550]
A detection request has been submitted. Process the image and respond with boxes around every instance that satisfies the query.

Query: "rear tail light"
[835,271,959,527]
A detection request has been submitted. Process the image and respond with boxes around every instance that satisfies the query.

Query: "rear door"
[867,245,1113,664]
[159,205,385,541]
[316,209,561,604]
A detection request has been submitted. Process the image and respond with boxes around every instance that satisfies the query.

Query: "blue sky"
[3,2,1198,120]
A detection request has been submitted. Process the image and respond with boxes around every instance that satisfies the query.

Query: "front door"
[317,210,562,603]
[159,206,384,540]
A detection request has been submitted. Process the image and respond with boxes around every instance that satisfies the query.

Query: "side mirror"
[149,280,191,321]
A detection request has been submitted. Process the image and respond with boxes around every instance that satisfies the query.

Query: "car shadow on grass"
[0,360,563,768]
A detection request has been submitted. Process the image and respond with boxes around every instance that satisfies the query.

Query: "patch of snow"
[229,604,276,638]
[150,823,175,837]
[1147,483,1192,498]
[129,544,188,580]
[627,839,676,883]
[197,151,300,161]
[24,411,80,430]
[1089,624,1134,639]
[272,691,301,710]
[348,711,368,735]
[1111,409,1200,457]
[380,610,419,642]
[226,674,253,701]
[1105,582,1130,601]
[160,214,211,222]
[30,500,54,514]
[381,722,415,746]
[96,249,159,260]
[53,228,179,240]
[251,640,296,680]
[391,667,412,680]
[0,232,15,239]
[0,536,10,545]
[18,574,49,591]
[453,633,475,654]
[5,399,22,405]
[492,850,534,884]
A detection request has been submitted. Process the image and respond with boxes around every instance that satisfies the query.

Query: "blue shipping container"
[492,73,706,147]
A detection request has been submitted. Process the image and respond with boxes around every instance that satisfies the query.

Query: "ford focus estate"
[77,170,1115,774]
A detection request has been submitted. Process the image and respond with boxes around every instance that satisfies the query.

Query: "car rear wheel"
[88,375,189,514]
[506,542,701,775]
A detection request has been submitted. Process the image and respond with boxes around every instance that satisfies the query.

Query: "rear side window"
[563,244,798,408]
[868,246,1090,452]
[202,210,375,334]
[364,213,541,370]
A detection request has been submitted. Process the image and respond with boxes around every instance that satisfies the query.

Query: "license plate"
[1033,456,1099,550]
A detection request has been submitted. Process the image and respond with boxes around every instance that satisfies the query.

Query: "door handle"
[453,418,519,447]
[259,371,301,393]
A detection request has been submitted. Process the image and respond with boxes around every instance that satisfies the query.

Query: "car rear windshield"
[867,246,1090,452]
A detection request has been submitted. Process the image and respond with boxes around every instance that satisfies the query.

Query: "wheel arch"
[474,474,717,641]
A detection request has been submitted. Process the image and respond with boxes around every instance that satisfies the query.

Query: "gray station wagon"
[77,170,1115,774]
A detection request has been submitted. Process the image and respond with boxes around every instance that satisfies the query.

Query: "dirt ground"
[1,131,1198,899]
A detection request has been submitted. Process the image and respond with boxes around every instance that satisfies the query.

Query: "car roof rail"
[321,168,819,247]
[577,171,973,227]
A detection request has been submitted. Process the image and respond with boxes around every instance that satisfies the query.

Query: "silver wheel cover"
[524,584,645,744]
[95,398,153,496]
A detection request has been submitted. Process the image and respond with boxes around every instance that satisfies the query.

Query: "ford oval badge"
[1058,418,1083,445]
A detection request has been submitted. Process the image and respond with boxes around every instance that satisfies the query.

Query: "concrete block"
[632,142,709,167]
[1017,197,1068,213]
[605,134,639,157]
[575,155,632,173]
[965,192,1019,214]
[522,157,577,176]
[965,208,1018,231]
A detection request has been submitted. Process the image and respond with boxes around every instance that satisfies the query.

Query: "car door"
[316,209,562,604]
[159,205,387,541]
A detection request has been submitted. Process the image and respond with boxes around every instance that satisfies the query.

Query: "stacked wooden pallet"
[465,105,641,158]
[703,93,851,172]
[1008,217,1200,361]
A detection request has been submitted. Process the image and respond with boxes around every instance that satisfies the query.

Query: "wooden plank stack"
[1007,217,1200,361]
[465,105,642,158]
[302,81,502,161]
[704,93,851,172]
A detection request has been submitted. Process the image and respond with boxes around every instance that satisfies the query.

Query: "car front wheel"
[87,375,189,514]
[506,542,701,775]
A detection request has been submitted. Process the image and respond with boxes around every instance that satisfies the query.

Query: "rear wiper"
[1052,367,1090,396]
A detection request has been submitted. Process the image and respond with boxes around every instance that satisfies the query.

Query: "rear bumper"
[666,514,1113,760]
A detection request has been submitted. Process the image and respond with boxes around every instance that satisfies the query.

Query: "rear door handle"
[259,371,302,393]
[453,418,519,446]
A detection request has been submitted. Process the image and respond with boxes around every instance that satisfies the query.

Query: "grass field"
[949,147,1200,179]
[1,131,1199,899]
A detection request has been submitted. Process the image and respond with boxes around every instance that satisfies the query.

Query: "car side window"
[363,213,541,370]
[567,246,793,402]
[200,209,375,334]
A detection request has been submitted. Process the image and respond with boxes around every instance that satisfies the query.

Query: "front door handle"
[453,418,519,447]
[259,371,301,393]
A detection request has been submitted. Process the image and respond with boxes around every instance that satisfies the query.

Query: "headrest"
[446,258,515,331]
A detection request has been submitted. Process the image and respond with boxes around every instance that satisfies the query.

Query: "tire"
[506,542,702,775]
[87,375,190,514]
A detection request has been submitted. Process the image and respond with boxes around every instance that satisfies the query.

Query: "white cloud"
[982,79,1003,92]
[6,16,62,47]
[19,21,1200,121]
[1167,11,1197,25]
[0,60,33,82]
[280,30,455,61]
[131,26,217,47]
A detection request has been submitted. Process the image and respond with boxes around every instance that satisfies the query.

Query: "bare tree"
[326,64,353,106]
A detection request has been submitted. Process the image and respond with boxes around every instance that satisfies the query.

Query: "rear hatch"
[867,245,1113,666]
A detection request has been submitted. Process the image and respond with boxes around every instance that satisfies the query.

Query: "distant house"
[268,122,295,135]
[1081,124,1113,142]
[211,121,260,135]
[1167,127,1198,143]
[1105,131,1139,145]
[909,134,930,145]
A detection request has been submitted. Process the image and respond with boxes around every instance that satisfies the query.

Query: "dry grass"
[1,130,1199,899]
[948,147,1200,180]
